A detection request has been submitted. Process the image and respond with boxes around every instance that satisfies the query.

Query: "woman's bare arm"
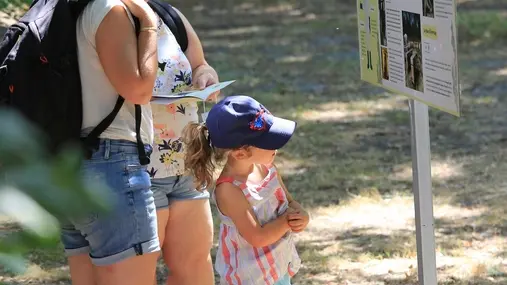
[96,5,158,105]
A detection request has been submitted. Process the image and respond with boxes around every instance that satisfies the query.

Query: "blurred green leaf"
[0,109,111,273]
[0,186,59,238]
[0,253,26,275]
[0,109,46,167]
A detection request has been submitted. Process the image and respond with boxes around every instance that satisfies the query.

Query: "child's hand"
[287,207,309,233]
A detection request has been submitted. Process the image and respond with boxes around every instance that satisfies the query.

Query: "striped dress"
[213,165,301,285]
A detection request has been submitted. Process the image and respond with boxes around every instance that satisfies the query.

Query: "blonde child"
[182,95,310,285]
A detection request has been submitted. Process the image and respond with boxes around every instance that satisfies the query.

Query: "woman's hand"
[171,7,219,101]
[121,0,157,25]
[287,207,310,233]
[193,64,219,101]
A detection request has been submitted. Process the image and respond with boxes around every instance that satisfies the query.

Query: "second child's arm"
[215,183,290,248]
[274,165,310,233]
[277,171,304,211]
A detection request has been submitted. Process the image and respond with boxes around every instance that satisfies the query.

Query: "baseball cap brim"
[253,116,296,150]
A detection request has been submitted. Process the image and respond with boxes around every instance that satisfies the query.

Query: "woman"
[59,0,160,284]
[147,5,219,285]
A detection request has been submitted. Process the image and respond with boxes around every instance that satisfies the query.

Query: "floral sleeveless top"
[147,17,199,179]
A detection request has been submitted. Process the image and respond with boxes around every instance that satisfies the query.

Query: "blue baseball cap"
[206,95,296,150]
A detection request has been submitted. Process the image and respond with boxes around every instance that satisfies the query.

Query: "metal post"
[409,99,438,285]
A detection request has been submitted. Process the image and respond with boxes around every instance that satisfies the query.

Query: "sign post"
[409,100,437,284]
[356,0,460,283]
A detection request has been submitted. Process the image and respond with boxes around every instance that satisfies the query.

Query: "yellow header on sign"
[423,25,438,40]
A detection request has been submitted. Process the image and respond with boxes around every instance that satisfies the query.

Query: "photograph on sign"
[381,47,389,80]
[423,0,434,18]
[402,11,423,92]
[379,0,387,46]
[357,0,460,116]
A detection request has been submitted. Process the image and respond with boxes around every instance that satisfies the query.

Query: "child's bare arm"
[215,182,291,247]
[278,173,303,210]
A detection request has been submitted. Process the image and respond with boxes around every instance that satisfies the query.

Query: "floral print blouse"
[148,17,199,179]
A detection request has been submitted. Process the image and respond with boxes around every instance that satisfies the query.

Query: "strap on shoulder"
[216,177,238,186]
[83,17,149,165]
[147,0,189,52]
[216,177,248,189]
[82,96,125,157]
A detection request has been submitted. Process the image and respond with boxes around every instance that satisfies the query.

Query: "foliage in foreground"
[0,109,109,274]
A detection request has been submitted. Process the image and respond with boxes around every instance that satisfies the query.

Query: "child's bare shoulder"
[215,179,242,200]
[215,179,250,215]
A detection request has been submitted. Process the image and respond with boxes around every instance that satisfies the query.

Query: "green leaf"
[0,186,59,238]
[0,252,26,275]
[0,110,110,274]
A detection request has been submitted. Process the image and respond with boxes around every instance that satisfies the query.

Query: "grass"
[3,0,507,284]
[0,0,29,10]
[0,0,29,19]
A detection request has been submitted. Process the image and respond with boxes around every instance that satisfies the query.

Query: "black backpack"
[0,0,188,164]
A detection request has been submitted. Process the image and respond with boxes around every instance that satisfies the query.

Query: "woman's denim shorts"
[59,139,160,266]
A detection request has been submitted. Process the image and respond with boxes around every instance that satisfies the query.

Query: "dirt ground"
[2,0,507,284]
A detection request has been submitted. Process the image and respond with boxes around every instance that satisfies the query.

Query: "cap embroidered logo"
[249,109,268,131]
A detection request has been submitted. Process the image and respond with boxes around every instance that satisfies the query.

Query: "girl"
[182,95,310,285]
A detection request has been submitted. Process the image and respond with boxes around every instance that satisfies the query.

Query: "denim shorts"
[59,139,160,266]
[151,175,210,209]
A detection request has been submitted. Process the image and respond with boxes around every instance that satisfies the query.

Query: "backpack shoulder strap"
[84,16,150,165]
[148,0,188,52]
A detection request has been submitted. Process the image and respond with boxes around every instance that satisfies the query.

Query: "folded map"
[151,80,236,105]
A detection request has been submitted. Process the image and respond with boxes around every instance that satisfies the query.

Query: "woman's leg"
[162,199,214,285]
[68,254,96,285]
[150,176,177,284]
[151,176,176,248]
[60,219,96,285]
[68,252,159,285]
[150,175,213,285]
[94,253,159,285]
[64,223,160,285]
[155,176,214,285]
[68,140,160,285]
[155,208,170,285]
